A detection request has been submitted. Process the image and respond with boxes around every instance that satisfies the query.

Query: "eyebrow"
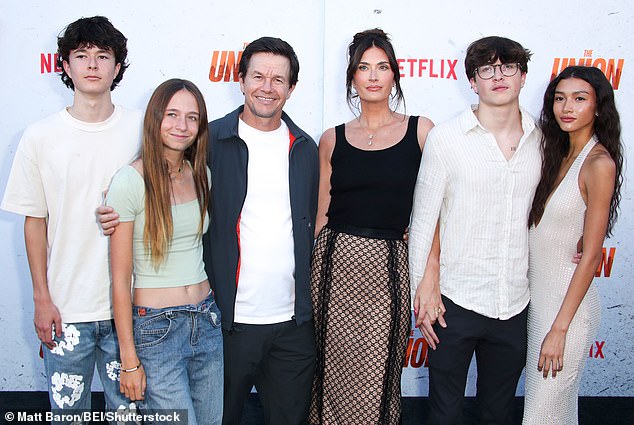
[72,48,113,55]
[251,70,287,80]
[359,60,390,65]
[166,108,200,115]
[554,90,591,95]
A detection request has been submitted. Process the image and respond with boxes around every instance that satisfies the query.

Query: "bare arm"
[538,150,616,378]
[314,128,336,237]
[110,221,146,400]
[24,216,61,349]
[413,221,445,349]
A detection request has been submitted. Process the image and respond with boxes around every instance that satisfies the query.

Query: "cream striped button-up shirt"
[409,105,541,320]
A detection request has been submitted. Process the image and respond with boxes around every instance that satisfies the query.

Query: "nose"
[175,115,188,130]
[492,65,504,80]
[369,68,378,81]
[262,77,273,91]
[88,56,98,70]
[562,98,573,112]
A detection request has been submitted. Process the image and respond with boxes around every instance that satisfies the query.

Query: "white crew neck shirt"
[1,106,142,323]
[234,118,295,324]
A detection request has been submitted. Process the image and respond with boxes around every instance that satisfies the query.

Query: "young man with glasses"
[409,36,540,424]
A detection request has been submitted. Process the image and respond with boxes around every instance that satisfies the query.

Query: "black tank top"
[327,115,422,233]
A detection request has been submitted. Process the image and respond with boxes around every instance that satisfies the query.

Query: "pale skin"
[111,89,210,400]
[315,46,434,237]
[26,45,120,349]
[536,77,615,378]
[414,60,526,348]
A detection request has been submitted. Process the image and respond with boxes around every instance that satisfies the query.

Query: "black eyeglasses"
[475,63,521,80]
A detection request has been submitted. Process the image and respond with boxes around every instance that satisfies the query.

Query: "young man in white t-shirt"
[1,16,141,417]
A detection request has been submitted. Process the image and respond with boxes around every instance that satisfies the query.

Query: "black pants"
[221,320,316,425]
[428,296,528,425]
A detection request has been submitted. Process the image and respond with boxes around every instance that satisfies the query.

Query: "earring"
[595,112,599,117]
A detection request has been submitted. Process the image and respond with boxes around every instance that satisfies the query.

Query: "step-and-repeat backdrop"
[0,0,631,397]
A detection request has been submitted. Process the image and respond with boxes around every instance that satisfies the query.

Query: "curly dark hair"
[345,28,405,113]
[238,36,300,87]
[529,66,623,236]
[56,16,129,91]
[464,36,532,80]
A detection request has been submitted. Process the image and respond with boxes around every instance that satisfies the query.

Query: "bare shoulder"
[416,115,435,150]
[318,127,337,158]
[584,144,616,180]
[580,144,616,202]
[417,115,435,132]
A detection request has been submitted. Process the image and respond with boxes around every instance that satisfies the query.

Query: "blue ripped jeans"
[42,319,135,422]
[133,293,224,425]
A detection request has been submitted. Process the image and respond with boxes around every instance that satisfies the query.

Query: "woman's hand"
[413,272,446,350]
[119,363,146,401]
[537,328,567,378]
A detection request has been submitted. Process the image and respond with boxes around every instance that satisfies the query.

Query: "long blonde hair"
[141,79,209,266]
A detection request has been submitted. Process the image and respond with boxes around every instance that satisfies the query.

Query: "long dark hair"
[529,66,623,236]
[345,28,404,113]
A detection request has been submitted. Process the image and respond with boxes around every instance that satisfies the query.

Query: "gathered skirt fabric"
[309,226,411,425]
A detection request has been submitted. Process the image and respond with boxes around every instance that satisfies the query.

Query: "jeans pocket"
[133,312,173,349]
[207,304,221,328]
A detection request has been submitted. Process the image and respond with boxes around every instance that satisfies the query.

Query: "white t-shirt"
[1,106,142,323]
[234,118,295,324]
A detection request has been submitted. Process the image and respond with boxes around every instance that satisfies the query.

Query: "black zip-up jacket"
[203,106,319,331]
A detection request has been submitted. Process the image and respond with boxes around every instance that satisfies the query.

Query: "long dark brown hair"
[346,28,405,113]
[529,66,623,236]
[142,79,209,266]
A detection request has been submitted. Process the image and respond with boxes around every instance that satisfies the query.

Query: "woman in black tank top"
[309,29,434,425]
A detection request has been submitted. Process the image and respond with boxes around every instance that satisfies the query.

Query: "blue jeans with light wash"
[133,292,224,425]
[42,319,136,424]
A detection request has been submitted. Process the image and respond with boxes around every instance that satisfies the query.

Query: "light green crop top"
[106,165,209,288]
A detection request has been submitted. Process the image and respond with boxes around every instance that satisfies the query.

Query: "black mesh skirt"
[309,225,411,425]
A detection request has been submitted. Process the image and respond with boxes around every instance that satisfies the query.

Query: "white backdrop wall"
[0,0,632,397]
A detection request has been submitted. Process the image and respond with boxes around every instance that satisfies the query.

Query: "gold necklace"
[359,115,395,146]
[168,160,186,183]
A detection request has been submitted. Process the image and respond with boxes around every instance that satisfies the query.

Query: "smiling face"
[160,89,200,155]
[62,45,121,95]
[553,77,597,138]
[239,52,295,131]
[470,59,525,108]
[352,46,395,104]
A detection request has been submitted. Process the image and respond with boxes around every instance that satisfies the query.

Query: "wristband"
[121,362,142,373]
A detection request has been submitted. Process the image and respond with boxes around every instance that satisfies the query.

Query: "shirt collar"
[458,104,537,136]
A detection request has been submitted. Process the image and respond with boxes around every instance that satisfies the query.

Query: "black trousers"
[427,296,528,425]
[221,319,316,425]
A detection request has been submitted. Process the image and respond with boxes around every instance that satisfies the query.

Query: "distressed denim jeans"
[42,319,135,423]
[133,292,224,425]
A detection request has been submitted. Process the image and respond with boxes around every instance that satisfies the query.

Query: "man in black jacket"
[205,37,318,425]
